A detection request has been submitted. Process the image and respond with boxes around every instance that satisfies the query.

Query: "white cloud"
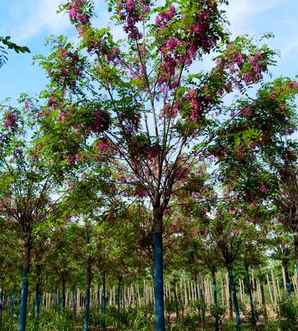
[226,0,281,35]
[12,0,71,40]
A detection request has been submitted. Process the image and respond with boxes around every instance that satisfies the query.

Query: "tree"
[37,1,293,329]
[0,98,62,331]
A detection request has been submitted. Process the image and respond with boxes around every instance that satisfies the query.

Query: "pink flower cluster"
[243,52,265,84]
[259,184,268,194]
[89,109,111,134]
[68,0,90,25]
[158,5,220,87]
[185,88,214,122]
[97,139,109,152]
[155,5,176,28]
[240,106,253,117]
[186,89,201,121]
[48,48,83,90]
[288,81,298,89]
[117,0,150,40]
[66,153,81,166]
[4,112,17,129]
[162,102,179,118]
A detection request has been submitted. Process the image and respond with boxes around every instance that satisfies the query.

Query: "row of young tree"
[1,0,298,330]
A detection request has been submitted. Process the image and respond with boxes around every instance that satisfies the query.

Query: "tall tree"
[37,1,294,329]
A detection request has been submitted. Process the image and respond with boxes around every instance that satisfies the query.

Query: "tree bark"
[101,272,107,331]
[260,280,267,321]
[34,265,42,323]
[244,263,257,326]
[152,208,165,331]
[295,233,298,290]
[211,269,220,331]
[228,265,241,330]
[83,260,92,331]
[18,240,31,331]
[282,260,293,295]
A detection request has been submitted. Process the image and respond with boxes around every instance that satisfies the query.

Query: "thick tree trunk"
[18,241,31,331]
[211,269,219,331]
[228,265,241,330]
[282,260,292,295]
[152,209,165,331]
[83,260,92,331]
[244,263,257,326]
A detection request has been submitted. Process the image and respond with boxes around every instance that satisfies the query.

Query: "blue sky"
[0,0,297,101]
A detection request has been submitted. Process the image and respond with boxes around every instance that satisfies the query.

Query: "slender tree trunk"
[83,260,92,331]
[101,272,107,331]
[72,287,77,320]
[172,283,179,322]
[18,240,31,331]
[9,290,16,321]
[0,287,3,328]
[152,209,165,331]
[260,280,267,321]
[117,276,122,315]
[34,265,42,323]
[211,269,219,331]
[295,233,298,290]
[244,263,257,326]
[227,273,233,321]
[282,260,293,295]
[198,274,206,327]
[61,277,66,313]
[228,265,241,330]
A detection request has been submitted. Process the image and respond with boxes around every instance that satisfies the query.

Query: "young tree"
[0,99,62,331]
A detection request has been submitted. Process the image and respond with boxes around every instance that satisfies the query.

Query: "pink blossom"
[155,5,176,27]
[165,37,180,50]
[288,81,298,89]
[260,185,268,194]
[4,112,17,129]
[240,107,252,117]
[59,112,66,123]
[234,53,244,66]
[69,7,77,20]
[126,0,135,13]
[97,140,110,153]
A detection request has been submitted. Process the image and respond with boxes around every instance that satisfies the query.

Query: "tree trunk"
[18,240,31,331]
[211,269,219,331]
[117,276,122,315]
[72,287,77,319]
[260,280,267,321]
[83,260,92,331]
[244,263,257,326]
[152,209,165,331]
[61,277,66,313]
[227,273,233,321]
[295,233,298,290]
[0,287,3,327]
[228,265,241,330]
[101,272,107,331]
[34,265,42,323]
[282,260,293,295]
